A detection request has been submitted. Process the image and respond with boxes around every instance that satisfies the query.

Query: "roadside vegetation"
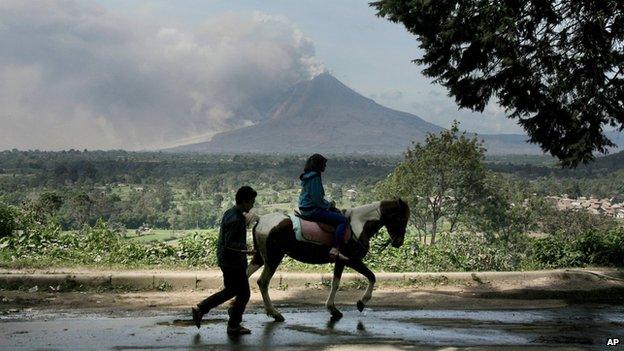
[0,203,622,272]
[1,125,623,272]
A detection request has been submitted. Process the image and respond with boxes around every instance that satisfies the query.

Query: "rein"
[348,219,392,255]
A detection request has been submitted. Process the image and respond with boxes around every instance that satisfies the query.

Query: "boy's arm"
[223,218,252,253]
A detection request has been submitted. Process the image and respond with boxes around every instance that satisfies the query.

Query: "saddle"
[294,210,336,232]
[291,210,351,246]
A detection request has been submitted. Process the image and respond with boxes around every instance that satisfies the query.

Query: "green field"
[124,229,214,243]
[61,229,215,244]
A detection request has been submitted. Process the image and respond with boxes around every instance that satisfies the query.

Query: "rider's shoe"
[191,306,203,329]
[227,324,251,335]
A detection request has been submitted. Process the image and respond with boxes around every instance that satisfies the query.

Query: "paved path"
[2,305,623,350]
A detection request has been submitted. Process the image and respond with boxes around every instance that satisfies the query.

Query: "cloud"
[0,1,325,150]
[408,92,524,134]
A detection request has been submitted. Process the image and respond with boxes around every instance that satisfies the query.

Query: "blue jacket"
[298,171,331,215]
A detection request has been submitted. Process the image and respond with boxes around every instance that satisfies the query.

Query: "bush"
[364,229,530,272]
[177,231,218,266]
[0,206,621,271]
[576,228,624,266]
[530,234,584,268]
[0,203,17,238]
[530,228,624,268]
[0,207,220,268]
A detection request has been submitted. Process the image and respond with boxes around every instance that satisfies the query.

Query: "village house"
[546,195,624,219]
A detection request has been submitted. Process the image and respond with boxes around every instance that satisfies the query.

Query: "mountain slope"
[170,74,543,155]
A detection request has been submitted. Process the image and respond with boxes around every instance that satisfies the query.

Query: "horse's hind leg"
[257,252,285,322]
[246,251,263,278]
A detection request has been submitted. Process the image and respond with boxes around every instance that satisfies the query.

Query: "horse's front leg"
[325,261,345,319]
[346,260,376,312]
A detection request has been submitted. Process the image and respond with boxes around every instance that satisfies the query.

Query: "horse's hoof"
[330,309,343,320]
[273,314,285,322]
[357,300,365,312]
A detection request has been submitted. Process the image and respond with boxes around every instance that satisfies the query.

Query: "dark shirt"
[216,207,248,268]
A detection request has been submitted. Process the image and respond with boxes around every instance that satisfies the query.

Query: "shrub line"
[1,268,621,292]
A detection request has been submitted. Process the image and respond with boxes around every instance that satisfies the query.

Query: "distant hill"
[167,74,580,155]
[487,147,624,179]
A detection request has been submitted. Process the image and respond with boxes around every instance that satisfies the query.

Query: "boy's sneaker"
[227,325,251,335]
[191,307,203,329]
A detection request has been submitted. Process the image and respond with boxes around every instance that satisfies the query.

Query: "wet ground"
[1,305,623,350]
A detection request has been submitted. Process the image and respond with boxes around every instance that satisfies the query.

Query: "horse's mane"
[346,201,381,214]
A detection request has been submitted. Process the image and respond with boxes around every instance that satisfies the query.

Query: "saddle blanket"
[289,214,351,246]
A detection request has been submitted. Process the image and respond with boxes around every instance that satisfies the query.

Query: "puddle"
[1,306,623,350]
[155,318,226,327]
[286,324,355,336]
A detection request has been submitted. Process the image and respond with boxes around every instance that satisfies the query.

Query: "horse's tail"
[249,220,264,268]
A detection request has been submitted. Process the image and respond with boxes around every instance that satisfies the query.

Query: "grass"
[61,229,211,244]
[124,229,211,243]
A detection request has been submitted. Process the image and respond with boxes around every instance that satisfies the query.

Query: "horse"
[246,199,410,322]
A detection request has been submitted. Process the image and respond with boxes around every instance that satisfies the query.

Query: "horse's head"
[379,198,410,248]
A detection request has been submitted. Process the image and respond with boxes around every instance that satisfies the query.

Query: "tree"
[371,0,624,166]
[377,122,488,244]
[67,192,93,228]
[154,182,174,212]
[213,194,224,209]
[466,173,538,243]
[35,192,64,215]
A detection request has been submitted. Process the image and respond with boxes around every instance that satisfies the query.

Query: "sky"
[0,0,524,151]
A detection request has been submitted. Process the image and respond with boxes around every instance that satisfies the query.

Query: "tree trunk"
[431,220,437,245]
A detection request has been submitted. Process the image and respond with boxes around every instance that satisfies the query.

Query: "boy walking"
[192,186,257,335]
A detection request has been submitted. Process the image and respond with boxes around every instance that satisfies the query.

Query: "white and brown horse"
[246,199,410,322]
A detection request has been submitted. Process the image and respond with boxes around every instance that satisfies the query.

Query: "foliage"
[34,191,64,215]
[372,0,624,166]
[0,207,219,268]
[466,175,544,243]
[177,231,219,266]
[0,207,622,271]
[0,203,18,238]
[1,150,623,271]
[377,122,488,244]
[527,203,624,268]
[0,150,397,230]
[534,200,619,239]
[530,228,624,268]
[365,229,530,272]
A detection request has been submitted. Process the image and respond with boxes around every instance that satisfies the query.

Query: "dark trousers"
[306,208,348,247]
[197,265,250,327]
